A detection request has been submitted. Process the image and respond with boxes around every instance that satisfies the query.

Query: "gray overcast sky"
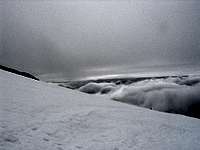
[0,0,200,80]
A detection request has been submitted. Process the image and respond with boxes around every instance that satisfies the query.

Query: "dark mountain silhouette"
[0,65,39,81]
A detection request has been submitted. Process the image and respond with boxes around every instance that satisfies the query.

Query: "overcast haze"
[0,0,200,80]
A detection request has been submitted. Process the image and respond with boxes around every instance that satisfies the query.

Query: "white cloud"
[111,76,200,118]
[79,82,116,94]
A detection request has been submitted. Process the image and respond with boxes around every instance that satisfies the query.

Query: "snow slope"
[0,70,200,150]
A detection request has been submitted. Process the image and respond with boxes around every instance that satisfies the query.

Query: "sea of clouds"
[71,75,200,118]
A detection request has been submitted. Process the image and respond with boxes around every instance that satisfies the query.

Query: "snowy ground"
[1,70,200,150]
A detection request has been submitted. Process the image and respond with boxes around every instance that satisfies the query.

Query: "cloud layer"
[111,76,200,118]
[70,75,200,118]
[79,82,116,94]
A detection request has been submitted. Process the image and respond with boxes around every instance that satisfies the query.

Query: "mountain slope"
[0,65,39,80]
[0,70,200,150]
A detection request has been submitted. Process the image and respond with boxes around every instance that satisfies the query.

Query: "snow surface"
[1,70,200,150]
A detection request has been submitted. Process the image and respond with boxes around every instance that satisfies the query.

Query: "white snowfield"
[0,70,200,150]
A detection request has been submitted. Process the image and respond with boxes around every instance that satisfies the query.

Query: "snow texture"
[1,70,200,150]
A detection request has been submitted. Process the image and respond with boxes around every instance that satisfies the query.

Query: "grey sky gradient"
[0,0,200,80]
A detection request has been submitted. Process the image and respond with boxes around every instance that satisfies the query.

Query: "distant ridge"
[0,65,39,81]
